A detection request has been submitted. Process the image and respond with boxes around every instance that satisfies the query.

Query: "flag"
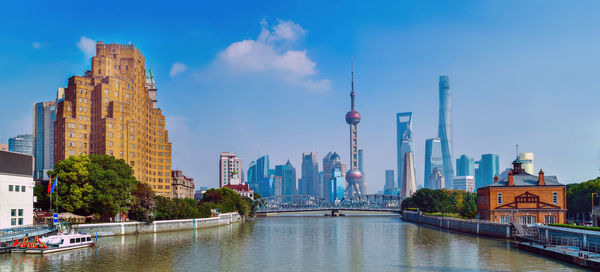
[49,177,57,194]
[47,177,52,194]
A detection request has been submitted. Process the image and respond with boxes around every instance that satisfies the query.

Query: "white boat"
[24,233,94,254]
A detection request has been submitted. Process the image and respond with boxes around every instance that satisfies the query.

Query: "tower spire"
[351,61,355,110]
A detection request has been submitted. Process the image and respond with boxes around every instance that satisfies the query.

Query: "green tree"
[566,177,600,219]
[130,182,156,222]
[45,154,138,216]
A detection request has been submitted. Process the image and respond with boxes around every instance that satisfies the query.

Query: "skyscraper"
[396,112,414,191]
[300,152,319,196]
[456,154,475,177]
[383,170,396,195]
[219,152,242,188]
[8,134,33,156]
[438,76,454,188]
[475,153,499,189]
[54,42,173,197]
[429,168,445,190]
[424,138,443,189]
[401,152,416,197]
[247,160,257,192]
[345,66,362,197]
[33,101,56,181]
[272,176,283,196]
[453,176,475,192]
[358,149,366,194]
[256,155,271,197]
[330,168,345,202]
[275,160,297,195]
[322,152,346,200]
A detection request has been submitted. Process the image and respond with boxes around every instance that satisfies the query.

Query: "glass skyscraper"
[256,155,271,197]
[475,153,500,189]
[456,154,475,177]
[33,101,56,180]
[275,160,297,195]
[424,138,443,189]
[8,134,33,156]
[383,170,396,195]
[438,76,454,188]
[300,152,319,196]
[396,112,415,191]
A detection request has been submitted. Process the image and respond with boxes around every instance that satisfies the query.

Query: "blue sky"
[1,1,599,191]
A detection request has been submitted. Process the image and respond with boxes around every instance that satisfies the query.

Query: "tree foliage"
[43,154,137,216]
[129,182,156,223]
[401,188,477,219]
[566,177,600,219]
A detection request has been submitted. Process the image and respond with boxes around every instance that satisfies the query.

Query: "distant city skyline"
[1,1,600,192]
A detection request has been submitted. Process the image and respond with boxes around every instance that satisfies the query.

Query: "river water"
[0,216,585,271]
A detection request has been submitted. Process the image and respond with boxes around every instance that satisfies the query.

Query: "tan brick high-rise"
[54,42,173,197]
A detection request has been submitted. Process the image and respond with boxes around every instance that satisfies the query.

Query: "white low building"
[0,150,34,228]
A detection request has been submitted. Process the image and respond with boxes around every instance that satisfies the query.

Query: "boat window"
[70,238,75,243]
[76,238,81,243]
[87,237,91,241]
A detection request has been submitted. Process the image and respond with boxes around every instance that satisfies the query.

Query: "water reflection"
[0,216,585,271]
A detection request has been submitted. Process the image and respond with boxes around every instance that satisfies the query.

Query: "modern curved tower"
[345,66,362,197]
[438,76,454,188]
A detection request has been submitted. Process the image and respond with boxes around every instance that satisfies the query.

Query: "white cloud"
[216,19,330,91]
[169,62,187,78]
[76,36,96,58]
[32,42,41,49]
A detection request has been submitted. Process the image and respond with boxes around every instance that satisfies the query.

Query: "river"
[0,215,586,271]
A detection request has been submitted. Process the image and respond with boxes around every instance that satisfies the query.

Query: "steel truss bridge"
[254,195,405,214]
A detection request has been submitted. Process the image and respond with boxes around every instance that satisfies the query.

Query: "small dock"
[515,241,600,270]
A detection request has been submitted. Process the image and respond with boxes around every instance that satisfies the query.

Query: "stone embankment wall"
[402,211,512,238]
[72,213,242,237]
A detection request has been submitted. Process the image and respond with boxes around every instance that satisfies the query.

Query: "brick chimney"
[538,169,545,186]
[494,175,498,182]
[508,170,514,186]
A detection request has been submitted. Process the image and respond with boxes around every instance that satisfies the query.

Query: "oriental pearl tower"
[345,65,362,197]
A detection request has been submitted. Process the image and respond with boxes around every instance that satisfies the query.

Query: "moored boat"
[14,233,94,254]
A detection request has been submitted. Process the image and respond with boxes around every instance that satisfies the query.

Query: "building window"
[21,186,25,192]
[497,193,502,205]
[9,185,13,192]
[520,216,536,225]
[553,192,558,204]
[15,186,19,192]
[500,216,511,223]
[544,216,557,224]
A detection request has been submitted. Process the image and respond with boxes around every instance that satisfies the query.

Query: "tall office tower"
[33,101,56,181]
[330,168,346,202]
[396,112,414,191]
[345,66,363,197]
[247,160,257,192]
[272,176,283,196]
[456,154,475,177]
[383,170,396,195]
[424,138,443,189]
[8,134,33,156]
[475,153,499,189]
[438,76,454,188]
[219,152,242,188]
[300,152,319,196]
[358,149,366,194]
[275,160,297,195]
[429,168,445,189]
[401,152,416,197]
[256,155,271,197]
[519,152,534,175]
[54,42,173,197]
[322,152,347,200]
